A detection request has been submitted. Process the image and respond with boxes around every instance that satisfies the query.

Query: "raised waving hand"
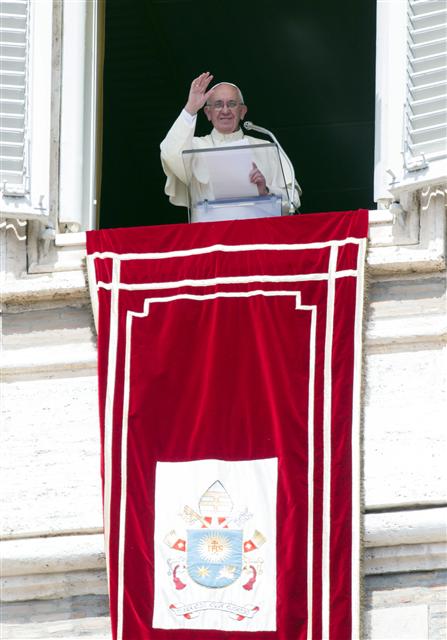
[185,72,214,115]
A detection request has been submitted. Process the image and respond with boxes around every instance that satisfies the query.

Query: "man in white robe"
[160,72,300,220]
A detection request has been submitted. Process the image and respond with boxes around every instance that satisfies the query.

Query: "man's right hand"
[185,72,214,116]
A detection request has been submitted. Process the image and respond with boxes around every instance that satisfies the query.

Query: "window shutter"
[404,0,447,174]
[0,0,29,196]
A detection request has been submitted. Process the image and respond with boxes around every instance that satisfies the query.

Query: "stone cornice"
[2,508,445,575]
[3,202,446,310]
[1,270,89,312]
[2,308,444,381]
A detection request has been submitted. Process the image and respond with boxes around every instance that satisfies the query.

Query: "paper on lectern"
[200,140,259,199]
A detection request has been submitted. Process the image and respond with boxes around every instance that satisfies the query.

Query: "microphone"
[243,121,270,135]
[243,121,300,214]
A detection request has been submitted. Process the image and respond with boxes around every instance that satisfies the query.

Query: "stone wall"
[1,199,446,638]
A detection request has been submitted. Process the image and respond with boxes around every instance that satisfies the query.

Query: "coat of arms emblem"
[163,479,267,621]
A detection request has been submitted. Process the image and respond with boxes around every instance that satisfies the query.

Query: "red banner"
[87,210,368,640]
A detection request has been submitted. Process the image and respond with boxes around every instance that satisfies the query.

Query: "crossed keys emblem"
[164,481,266,594]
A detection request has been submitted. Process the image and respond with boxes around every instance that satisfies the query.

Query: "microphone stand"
[243,121,299,214]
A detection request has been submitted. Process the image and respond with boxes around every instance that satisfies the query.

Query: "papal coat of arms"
[163,480,267,622]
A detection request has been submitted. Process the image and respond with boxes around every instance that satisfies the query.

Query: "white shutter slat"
[406,0,447,164]
[410,26,447,46]
[1,85,25,101]
[410,66,447,87]
[412,0,446,16]
[411,138,446,159]
[1,1,28,11]
[2,57,27,73]
[0,14,27,30]
[411,52,446,74]
[410,109,447,129]
[410,123,447,144]
[0,156,23,171]
[412,9,446,29]
[0,43,26,57]
[1,142,24,158]
[1,129,25,144]
[410,94,447,115]
[0,0,28,195]
[409,78,447,99]
[2,98,26,116]
[410,38,447,59]
[0,114,25,129]
[0,71,25,87]
[0,29,26,45]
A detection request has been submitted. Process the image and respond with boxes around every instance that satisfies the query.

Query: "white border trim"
[89,236,363,261]
[116,302,151,639]
[351,238,366,639]
[103,258,120,587]
[114,285,333,639]
[119,293,304,635]
[86,254,99,331]
[117,290,300,307]
[321,246,338,640]
[96,270,358,291]
[302,303,317,640]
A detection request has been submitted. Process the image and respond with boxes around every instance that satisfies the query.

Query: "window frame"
[0,0,52,221]
[58,0,101,232]
[374,0,447,202]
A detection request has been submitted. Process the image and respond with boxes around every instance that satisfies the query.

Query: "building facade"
[1,1,446,637]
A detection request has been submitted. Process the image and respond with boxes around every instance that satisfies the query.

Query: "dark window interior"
[100,0,376,228]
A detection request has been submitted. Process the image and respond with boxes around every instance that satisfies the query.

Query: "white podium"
[182,141,289,223]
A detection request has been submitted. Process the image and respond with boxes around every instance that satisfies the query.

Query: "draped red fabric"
[87,210,368,640]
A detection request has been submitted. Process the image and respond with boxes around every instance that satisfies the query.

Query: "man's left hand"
[249,163,268,196]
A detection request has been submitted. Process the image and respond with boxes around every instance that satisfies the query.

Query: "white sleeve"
[160,110,197,207]
[180,109,197,126]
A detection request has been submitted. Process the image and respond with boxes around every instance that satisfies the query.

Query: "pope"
[160,72,300,218]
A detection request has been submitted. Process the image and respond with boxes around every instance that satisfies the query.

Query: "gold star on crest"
[197,565,210,577]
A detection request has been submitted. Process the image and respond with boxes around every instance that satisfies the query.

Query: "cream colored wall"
[1,195,446,638]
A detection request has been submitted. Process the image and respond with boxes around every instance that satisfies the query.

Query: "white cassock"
[160,110,300,222]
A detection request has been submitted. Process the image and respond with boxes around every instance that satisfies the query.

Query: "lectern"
[182,142,289,223]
